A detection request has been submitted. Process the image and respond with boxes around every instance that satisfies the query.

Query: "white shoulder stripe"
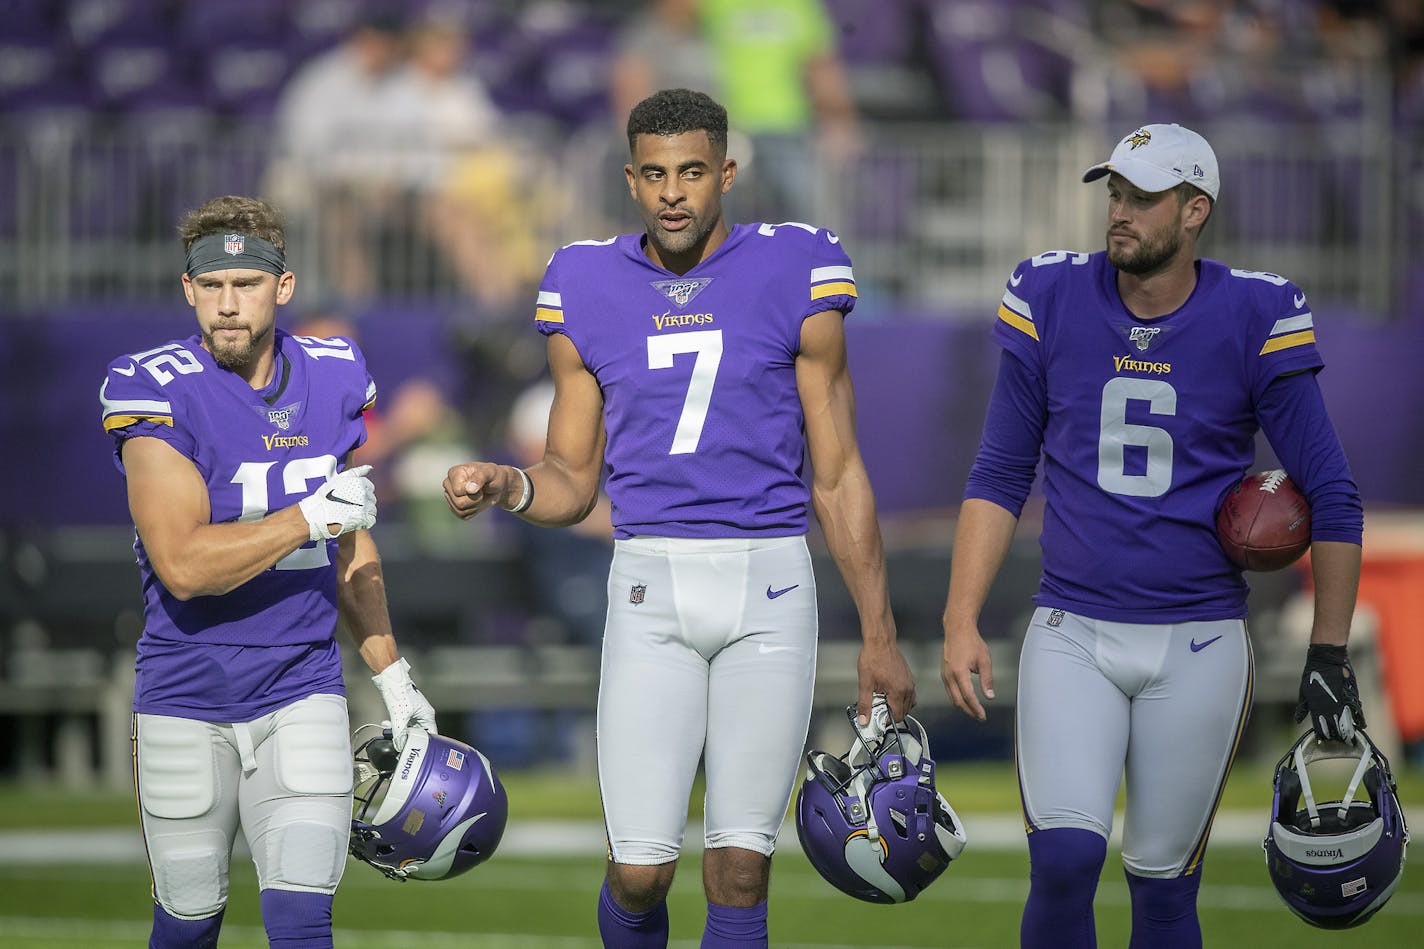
[1002,288,1033,319]
[100,380,171,417]
[1269,313,1313,336]
[810,265,855,283]
[537,290,562,308]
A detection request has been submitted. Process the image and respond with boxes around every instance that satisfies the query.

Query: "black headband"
[186,232,287,277]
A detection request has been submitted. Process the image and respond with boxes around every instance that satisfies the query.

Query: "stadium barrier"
[0,120,1410,316]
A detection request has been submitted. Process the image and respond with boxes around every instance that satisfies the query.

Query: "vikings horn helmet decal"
[350,726,508,881]
[796,699,967,903]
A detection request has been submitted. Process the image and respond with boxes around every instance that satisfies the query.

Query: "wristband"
[508,467,534,514]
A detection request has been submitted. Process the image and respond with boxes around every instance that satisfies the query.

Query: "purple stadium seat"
[0,39,67,106]
[64,0,169,47]
[823,0,918,65]
[201,43,296,120]
[925,1,1074,121]
[175,0,289,48]
[533,20,615,126]
[86,40,190,112]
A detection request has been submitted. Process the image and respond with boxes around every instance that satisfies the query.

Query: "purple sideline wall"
[0,306,1416,529]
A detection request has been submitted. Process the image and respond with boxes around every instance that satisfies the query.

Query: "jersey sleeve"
[99,352,196,472]
[345,337,376,454]
[1247,277,1323,403]
[990,259,1046,377]
[805,227,857,318]
[534,248,567,339]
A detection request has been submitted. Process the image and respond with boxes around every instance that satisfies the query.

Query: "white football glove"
[298,464,377,541]
[371,657,438,752]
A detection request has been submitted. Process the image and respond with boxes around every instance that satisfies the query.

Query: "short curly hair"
[178,195,287,253]
[626,88,728,156]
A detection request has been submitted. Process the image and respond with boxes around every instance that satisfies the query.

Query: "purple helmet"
[795,702,967,903]
[1264,729,1408,928]
[350,727,508,881]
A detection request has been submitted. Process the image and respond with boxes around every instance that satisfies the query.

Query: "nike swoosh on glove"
[372,657,438,752]
[298,464,377,541]
[1294,643,1366,742]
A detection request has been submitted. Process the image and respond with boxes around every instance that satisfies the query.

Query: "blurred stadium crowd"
[3,0,1424,775]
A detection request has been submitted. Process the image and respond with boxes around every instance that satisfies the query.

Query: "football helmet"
[1264,728,1408,928]
[795,701,967,903]
[350,725,508,881]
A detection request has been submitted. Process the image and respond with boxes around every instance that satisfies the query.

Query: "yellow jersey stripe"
[1259,330,1315,355]
[997,304,1040,341]
[535,307,564,324]
[810,281,857,300]
[103,414,173,432]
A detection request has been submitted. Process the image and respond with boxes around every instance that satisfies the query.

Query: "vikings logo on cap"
[1127,129,1152,150]
[224,233,245,256]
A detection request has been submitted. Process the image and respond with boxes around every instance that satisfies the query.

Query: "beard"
[647,210,715,260]
[204,323,270,372]
[1107,224,1185,276]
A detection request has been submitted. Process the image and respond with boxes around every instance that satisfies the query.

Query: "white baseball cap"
[1082,124,1219,200]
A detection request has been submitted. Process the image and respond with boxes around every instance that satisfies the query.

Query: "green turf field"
[2,761,1417,948]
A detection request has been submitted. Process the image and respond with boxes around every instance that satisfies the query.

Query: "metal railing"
[0,114,1410,316]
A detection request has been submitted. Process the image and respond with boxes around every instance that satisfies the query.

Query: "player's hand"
[942,622,995,722]
[297,465,377,541]
[372,657,438,752]
[443,462,512,520]
[1294,643,1365,742]
[857,640,915,725]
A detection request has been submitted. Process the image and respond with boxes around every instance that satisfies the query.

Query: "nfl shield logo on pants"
[224,233,245,255]
[629,584,646,605]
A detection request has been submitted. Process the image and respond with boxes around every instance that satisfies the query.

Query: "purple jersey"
[100,329,374,720]
[991,251,1323,622]
[534,222,856,539]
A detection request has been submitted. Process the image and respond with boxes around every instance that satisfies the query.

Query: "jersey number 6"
[1097,377,1176,498]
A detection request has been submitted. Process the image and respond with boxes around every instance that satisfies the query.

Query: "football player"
[100,195,436,948]
[939,125,1366,948]
[443,88,915,948]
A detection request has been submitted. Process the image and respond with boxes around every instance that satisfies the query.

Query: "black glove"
[1294,643,1366,741]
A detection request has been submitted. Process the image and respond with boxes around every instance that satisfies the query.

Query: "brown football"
[1216,469,1312,571]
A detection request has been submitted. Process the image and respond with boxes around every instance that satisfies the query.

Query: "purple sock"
[1021,827,1106,949]
[149,903,222,949]
[598,878,669,949]
[701,900,768,948]
[1126,871,1203,949]
[260,889,333,949]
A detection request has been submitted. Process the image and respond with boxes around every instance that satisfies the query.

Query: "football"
[1215,469,1312,571]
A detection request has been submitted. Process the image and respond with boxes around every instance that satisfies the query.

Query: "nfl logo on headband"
[224,233,245,256]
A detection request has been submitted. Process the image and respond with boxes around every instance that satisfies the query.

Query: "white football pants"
[1015,608,1253,877]
[598,535,818,865]
[134,693,354,919]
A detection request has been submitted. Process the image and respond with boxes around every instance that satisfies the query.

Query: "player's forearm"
[514,460,601,528]
[337,530,399,673]
[942,498,1020,633]
[812,467,897,644]
[151,505,313,599]
[1307,540,1361,648]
